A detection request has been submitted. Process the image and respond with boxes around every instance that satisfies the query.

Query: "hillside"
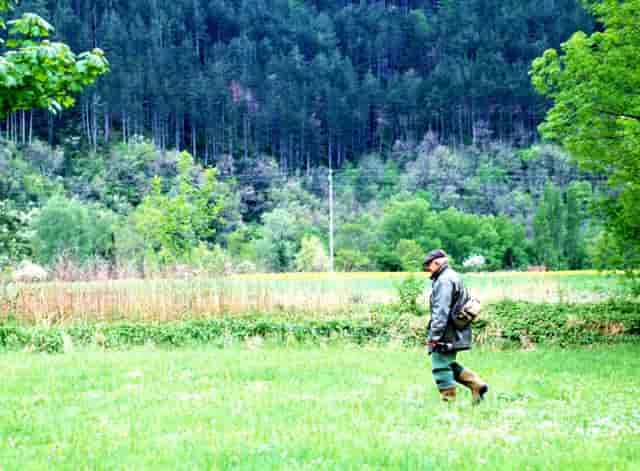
[9,0,593,167]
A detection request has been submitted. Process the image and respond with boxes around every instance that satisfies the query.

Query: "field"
[1,344,640,469]
[3,270,623,323]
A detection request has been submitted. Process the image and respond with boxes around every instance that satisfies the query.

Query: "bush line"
[1,299,639,353]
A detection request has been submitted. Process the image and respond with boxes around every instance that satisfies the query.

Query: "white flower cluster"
[463,254,486,269]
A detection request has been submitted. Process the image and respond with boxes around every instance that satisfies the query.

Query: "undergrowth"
[1,299,639,353]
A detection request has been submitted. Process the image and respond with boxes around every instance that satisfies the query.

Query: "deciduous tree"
[531,0,640,268]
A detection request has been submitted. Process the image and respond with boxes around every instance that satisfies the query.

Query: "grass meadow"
[1,344,639,469]
[4,270,623,323]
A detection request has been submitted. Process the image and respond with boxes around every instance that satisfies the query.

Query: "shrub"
[0,200,33,267]
[129,152,224,266]
[189,243,232,275]
[235,260,257,274]
[394,274,428,316]
[0,300,638,353]
[295,235,329,272]
[335,249,370,272]
[30,196,118,265]
[396,239,424,272]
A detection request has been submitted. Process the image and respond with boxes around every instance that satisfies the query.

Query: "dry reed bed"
[2,271,612,324]
[8,279,385,323]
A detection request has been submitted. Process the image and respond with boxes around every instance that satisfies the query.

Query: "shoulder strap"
[450,282,467,317]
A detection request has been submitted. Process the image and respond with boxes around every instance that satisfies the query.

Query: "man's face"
[423,260,439,274]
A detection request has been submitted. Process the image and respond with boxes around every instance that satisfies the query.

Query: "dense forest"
[6,0,593,168]
[0,0,626,275]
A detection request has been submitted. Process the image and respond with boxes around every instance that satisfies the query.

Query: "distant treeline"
[0,138,605,273]
[7,0,593,168]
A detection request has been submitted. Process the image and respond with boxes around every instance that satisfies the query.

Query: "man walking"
[423,249,489,404]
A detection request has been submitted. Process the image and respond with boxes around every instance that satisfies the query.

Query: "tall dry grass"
[1,271,614,324]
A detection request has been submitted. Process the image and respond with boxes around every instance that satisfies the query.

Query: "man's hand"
[426,340,438,349]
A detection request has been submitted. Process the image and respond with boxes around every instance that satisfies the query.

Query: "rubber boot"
[438,386,456,403]
[456,368,488,405]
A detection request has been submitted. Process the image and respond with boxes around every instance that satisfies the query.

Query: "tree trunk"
[204,131,209,165]
[92,95,98,153]
[122,110,128,145]
[243,113,248,160]
[28,111,33,145]
[191,124,197,159]
[175,112,181,151]
[220,103,225,155]
[20,110,25,144]
[104,108,110,144]
[48,112,54,145]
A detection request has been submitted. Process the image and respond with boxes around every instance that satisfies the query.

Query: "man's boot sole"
[473,384,489,405]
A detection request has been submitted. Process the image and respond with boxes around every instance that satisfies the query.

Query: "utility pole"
[328,168,334,273]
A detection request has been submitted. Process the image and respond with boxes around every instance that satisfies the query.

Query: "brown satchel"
[451,291,482,329]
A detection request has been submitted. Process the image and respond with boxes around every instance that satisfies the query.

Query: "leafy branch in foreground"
[0,1,109,116]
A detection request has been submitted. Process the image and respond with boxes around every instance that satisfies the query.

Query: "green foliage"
[0,140,63,204]
[376,194,532,271]
[97,138,165,210]
[533,182,566,269]
[0,317,394,353]
[379,194,434,250]
[128,152,224,265]
[254,208,301,272]
[0,199,32,266]
[188,243,232,274]
[0,5,108,115]
[30,195,118,264]
[1,299,639,352]
[335,249,370,272]
[531,0,640,272]
[225,225,257,263]
[346,154,399,204]
[533,181,594,269]
[0,136,603,273]
[254,186,327,272]
[395,239,423,272]
[565,181,592,269]
[0,0,594,165]
[294,235,329,272]
[394,274,427,316]
[334,215,376,270]
[488,299,640,346]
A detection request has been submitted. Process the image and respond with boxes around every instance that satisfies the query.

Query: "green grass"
[1,344,639,469]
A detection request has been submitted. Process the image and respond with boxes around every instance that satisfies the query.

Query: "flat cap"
[423,249,447,266]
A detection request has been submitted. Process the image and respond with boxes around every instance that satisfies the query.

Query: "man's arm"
[429,279,454,342]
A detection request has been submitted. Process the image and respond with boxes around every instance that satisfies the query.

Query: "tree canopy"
[5,0,593,167]
[530,0,640,268]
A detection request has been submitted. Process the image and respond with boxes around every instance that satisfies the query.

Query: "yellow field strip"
[229,270,607,280]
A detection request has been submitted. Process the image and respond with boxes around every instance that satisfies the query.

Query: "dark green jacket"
[427,263,472,353]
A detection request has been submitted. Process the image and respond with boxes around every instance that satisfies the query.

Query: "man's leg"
[431,351,457,402]
[453,362,489,405]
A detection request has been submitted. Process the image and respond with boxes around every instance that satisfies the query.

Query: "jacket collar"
[430,261,449,281]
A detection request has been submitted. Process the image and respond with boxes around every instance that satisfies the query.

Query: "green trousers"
[431,351,465,389]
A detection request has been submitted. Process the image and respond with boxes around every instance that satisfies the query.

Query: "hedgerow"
[0,299,639,353]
